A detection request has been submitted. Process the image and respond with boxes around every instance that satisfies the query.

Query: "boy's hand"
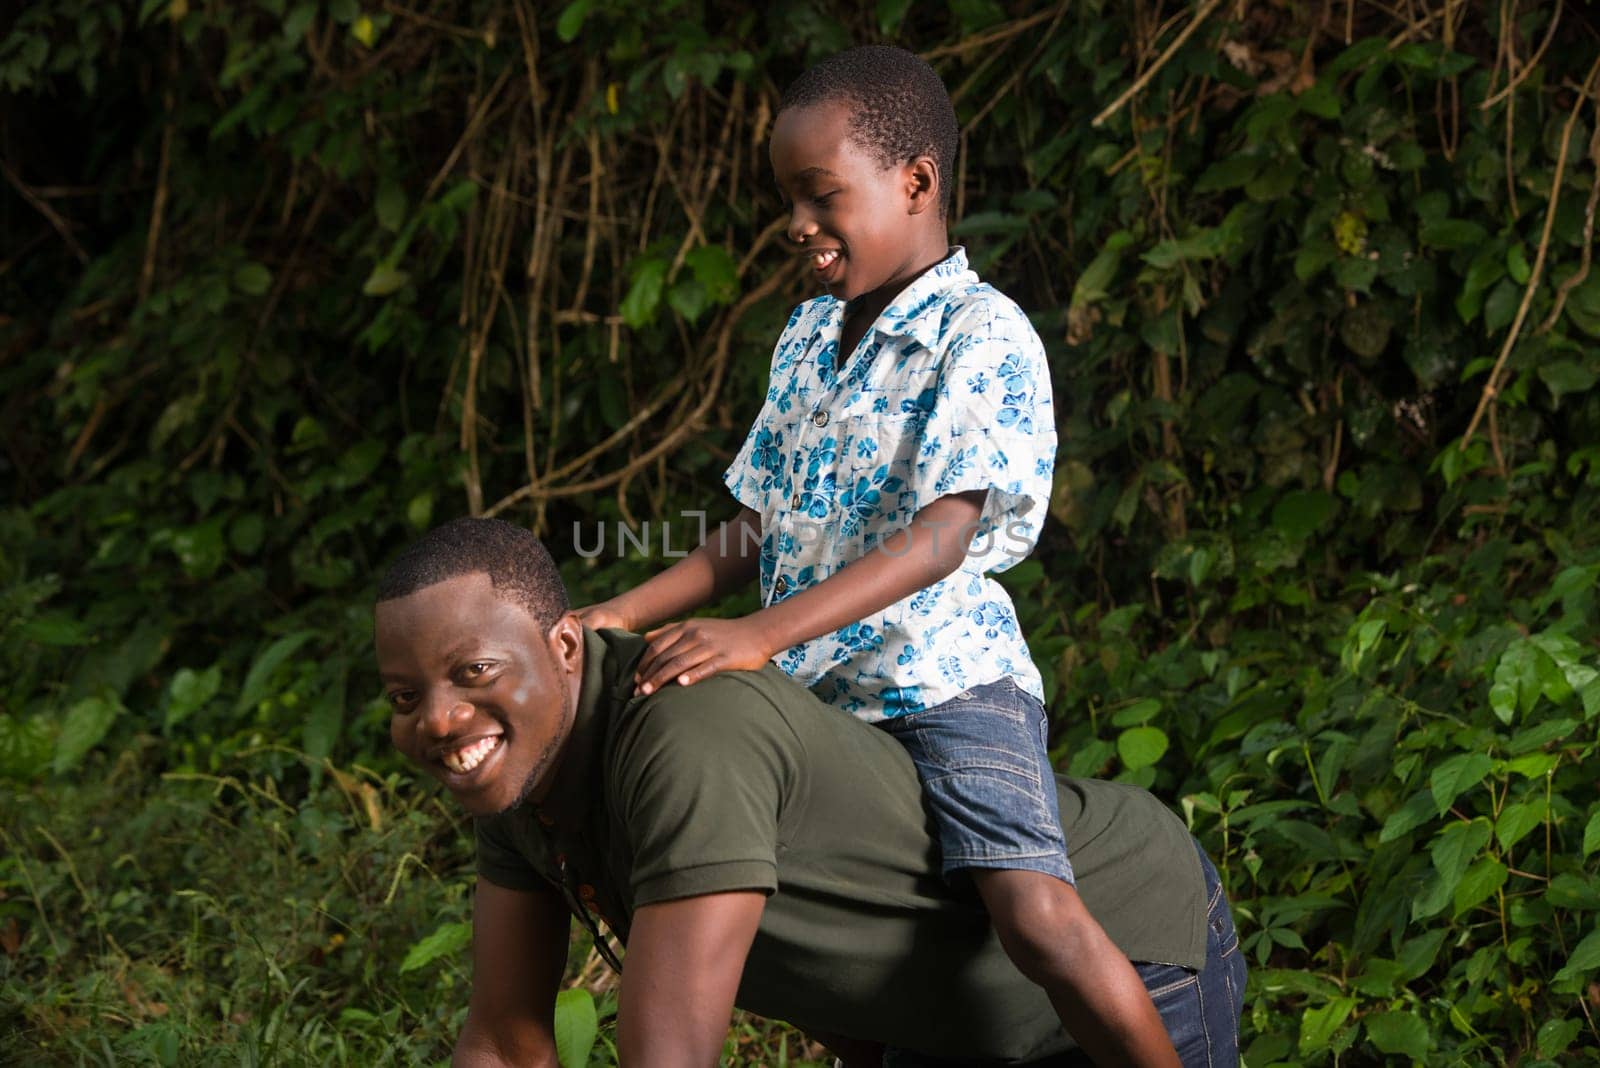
[634,617,776,695]
[574,601,634,632]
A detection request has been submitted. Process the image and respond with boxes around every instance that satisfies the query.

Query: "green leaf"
[1537,1019,1583,1060]
[327,0,358,23]
[1538,360,1598,400]
[362,264,411,297]
[667,277,707,322]
[1420,218,1487,250]
[1452,857,1507,917]
[555,0,593,41]
[1111,698,1161,727]
[1297,82,1340,119]
[1430,819,1492,889]
[1365,1011,1429,1061]
[233,262,272,296]
[1491,639,1543,724]
[20,614,93,647]
[376,179,407,232]
[1378,789,1436,843]
[554,987,599,1068]
[1071,244,1125,309]
[1505,752,1559,779]
[1271,490,1338,541]
[171,517,227,579]
[1429,752,1492,815]
[1583,811,1600,858]
[1194,154,1262,193]
[1495,798,1546,851]
[399,921,471,973]
[54,696,121,774]
[1117,726,1169,770]
[1554,926,1600,982]
[684,245,738,304]
[1299,996,1357,1053]
[166,665,221,731]
[619,257,667,329]
[0,714,54,781]
[236,631,318,714]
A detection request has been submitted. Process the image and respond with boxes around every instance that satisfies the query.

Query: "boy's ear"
[904,155,940,216]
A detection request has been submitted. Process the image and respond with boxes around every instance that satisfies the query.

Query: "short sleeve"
[724,407,776,513]
[475,815,550,892]
[723,299,828,513]
[610,675,801,906]
[912,300,1057,571]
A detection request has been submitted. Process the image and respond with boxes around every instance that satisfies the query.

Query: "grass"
[0,744,829,1066]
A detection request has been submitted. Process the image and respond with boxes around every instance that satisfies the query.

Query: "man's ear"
[905,155,940,216]
[547,611,585,673]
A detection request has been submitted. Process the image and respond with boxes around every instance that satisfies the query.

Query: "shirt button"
[791,492,802,509]
[774,576,789,595]
[811,410,828,427]
[537,810,555,826]
[579,884,596,902]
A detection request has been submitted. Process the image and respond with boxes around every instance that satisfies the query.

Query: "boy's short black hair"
[377,517,569,625]
[780,45,959,215]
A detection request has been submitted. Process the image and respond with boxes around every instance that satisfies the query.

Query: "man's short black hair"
[780,45,959,215]
[377,517,568,625]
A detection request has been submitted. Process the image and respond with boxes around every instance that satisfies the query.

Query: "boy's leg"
[969,868,1178,1066]
[877,681,1178,1067]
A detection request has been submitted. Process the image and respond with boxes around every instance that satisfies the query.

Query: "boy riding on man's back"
[580,46,1182,1065]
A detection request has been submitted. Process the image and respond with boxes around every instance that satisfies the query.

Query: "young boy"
[580,46,1179,1065]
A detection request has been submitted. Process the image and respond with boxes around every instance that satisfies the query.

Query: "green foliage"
[3,0,1600,1063]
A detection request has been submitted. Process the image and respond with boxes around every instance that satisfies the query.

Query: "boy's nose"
[787,210,817,246]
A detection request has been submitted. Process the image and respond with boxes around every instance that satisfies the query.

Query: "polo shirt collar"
[850,245,973,350]
[532,627,644,829]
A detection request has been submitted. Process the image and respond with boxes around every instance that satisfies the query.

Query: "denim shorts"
[881,838,1247,1067]
[875,678,1074,885]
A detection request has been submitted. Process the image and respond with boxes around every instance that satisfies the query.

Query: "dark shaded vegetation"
[2,1,1599,1063]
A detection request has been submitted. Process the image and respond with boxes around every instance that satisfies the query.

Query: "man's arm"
[634,491,984,694]
[577,507,762,633]
[616,891,768,1067]
[452,878,571,1068]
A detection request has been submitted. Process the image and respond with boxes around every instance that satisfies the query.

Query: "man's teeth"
[812,249,839,269]
[443,736,500,774]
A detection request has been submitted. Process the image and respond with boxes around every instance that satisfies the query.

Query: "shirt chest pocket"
[833,412,925,537]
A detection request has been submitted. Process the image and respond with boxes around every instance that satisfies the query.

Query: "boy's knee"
[976,872,1096,982]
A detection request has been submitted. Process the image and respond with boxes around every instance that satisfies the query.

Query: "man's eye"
[462,662,492,679]
[813,191,837,206]
[387,690,417,711]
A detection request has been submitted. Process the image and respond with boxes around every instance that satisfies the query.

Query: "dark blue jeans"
[882,839,1246,1067]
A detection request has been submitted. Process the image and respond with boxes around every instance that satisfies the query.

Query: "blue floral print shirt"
[724,247,1056,722]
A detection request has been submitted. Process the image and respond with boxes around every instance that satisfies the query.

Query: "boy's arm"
[577,507,763,633]
[451,879,570,1068]
[615,891,768,1066]
[635,491,983,695]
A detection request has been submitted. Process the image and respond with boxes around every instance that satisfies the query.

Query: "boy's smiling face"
[770,99,944,305]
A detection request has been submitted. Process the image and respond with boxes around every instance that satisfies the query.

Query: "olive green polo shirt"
[476,629,1207,1060]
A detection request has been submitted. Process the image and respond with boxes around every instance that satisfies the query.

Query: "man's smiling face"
[375,572,582,817]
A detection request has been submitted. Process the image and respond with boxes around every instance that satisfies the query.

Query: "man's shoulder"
[613,669,812,765]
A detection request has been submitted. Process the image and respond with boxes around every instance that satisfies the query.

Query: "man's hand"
[634,617,776,695]
[575,600,635,632]
[451,879,570,1067]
